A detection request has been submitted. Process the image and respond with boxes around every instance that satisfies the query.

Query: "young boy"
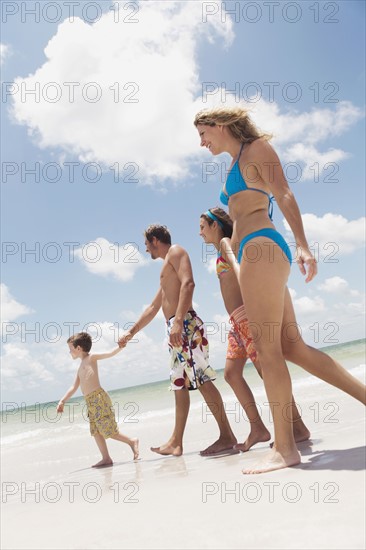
[57,332,139,467]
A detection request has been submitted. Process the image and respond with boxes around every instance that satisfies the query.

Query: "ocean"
[2,338,365,455]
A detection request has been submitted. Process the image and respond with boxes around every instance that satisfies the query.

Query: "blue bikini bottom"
[237,228,292,264]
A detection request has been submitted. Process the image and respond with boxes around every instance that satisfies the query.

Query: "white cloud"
[74,237,148,281]
[0,320,168,394]
[281,143,349,181]
[285,280,365,345]
[1,343,54,391]
[283,213,366,257]
[288,287,297,299]
[0,284,33,322]
[119,309,141,320]
[9,2,233,185]
[249,100,364,181]
[0,43,10,65]
[334,301,365,315]
[317,276,360,296]
[256,101,363,146]
[204,256,217,274]
[8,0,363,189]
[213,313,228,325]
[291,295,325,315]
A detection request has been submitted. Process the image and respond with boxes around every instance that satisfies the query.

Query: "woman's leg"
[281,287,366,404]
[233,309,310,443]
[239,238,300,473]
[224,357,271,451]
[249,357,310,444]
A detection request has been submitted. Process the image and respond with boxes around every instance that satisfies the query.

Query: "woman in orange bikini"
[200,207,310,452]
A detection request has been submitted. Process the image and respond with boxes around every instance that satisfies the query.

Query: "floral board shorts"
[167,310,216,391]
[85,388,119,439]
[227,305,258,363]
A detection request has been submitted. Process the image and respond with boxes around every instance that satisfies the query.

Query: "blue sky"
[1,0,365,406]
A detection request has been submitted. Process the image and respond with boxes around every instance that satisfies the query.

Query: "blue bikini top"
[220,143,274,220]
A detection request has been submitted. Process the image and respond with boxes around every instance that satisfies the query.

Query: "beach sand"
[1,361,365,549]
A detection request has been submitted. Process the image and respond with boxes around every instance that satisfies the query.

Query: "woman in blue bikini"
[194,107,366,474]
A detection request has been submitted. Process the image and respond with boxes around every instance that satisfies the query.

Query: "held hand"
[169,321,183,348]
[295,245,318,283]
[57,402,64,413]
[118,331,133,348]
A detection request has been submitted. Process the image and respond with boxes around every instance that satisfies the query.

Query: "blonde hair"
[194,106,272,144]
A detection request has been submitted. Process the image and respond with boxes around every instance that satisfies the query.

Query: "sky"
[1,0,365,406]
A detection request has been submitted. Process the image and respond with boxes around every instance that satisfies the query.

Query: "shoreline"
[1,337,365,413]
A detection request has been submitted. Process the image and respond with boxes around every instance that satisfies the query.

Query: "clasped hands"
[118,331,134,349]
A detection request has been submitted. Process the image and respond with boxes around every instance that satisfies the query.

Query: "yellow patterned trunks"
[85,388,119,439]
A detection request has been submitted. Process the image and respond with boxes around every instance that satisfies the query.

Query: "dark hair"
[200,207,233,238]
[67,332,92,352]
[144,224,171,245]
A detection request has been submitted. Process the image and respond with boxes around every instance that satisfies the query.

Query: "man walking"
[119,224,237,456]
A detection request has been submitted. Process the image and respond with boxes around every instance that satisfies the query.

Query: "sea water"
[2,338,365,452]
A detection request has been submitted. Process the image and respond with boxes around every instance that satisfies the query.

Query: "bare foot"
[234,429,271,452]
[242,447,301,474]
[293,424,311,443]
[130,438,139,460]
[270,427,311,448]
[150,444,182,456]
[92,458,113,468]
[200,437,238,456]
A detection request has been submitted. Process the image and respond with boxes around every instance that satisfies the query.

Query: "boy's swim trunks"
[85,388,119,438]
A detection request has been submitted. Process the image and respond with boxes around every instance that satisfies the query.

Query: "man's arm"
[253,139,317,283]
[57,374,80,413]
[167,246,195,347]
[118,288,162,347]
